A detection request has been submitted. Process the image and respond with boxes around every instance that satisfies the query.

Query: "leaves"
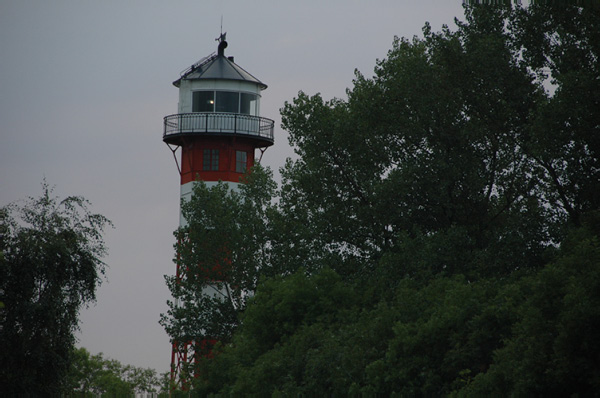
[162,3,600,396]
[65,347,161,395]
[160,165,277,380]
[278,5,551,283]
[0,182,112,396]
[510,3,600,225]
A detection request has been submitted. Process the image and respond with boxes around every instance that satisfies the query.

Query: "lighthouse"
[163,33,274,388]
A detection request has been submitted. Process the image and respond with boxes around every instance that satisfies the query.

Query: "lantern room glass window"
[192,91,258,115]
[192,91,214,112]
[240,93,258,115]
[216,91,239,113]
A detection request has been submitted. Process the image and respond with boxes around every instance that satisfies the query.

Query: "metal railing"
[163,113,274,143]
[179,52,217,78]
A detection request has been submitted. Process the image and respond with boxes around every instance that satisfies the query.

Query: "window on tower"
[192,91,259,115]
[240,93,258,115]
[236,150,247,173]
[193,91,214,112]
[203,149,219,171]
[216,91,239,113]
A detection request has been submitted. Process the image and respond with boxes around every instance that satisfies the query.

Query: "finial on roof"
[217,37,228,56]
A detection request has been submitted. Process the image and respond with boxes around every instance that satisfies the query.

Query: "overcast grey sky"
[1,0,465,374]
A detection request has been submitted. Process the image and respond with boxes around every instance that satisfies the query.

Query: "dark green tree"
[278,4,551,283]
[191,267,364,396]
[459,218,600,396]
[65,347,161,396]
[162,3,600,396]
[509,3,600,226]
[159,166,276,385]
[0,183,112,396]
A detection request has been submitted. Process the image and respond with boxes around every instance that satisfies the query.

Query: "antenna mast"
[216,16,226,43]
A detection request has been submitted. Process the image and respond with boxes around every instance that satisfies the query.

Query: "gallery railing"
[163,113,274,144]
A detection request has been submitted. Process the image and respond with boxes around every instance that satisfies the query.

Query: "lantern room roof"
[173,41,267,90]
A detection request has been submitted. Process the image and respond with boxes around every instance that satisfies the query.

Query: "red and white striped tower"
[162,34,274,389]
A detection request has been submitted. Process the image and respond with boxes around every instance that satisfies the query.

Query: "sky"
[1,0,465,375]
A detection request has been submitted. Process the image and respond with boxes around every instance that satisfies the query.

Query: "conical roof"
[173,42,267,90]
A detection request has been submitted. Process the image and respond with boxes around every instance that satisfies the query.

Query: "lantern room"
[163,36,274,186]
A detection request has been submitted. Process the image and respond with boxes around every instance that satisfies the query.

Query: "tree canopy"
[0,183,112,396]
[65,347,161,396]
[161,3,600,396]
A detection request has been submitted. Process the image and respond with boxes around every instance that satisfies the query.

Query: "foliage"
[162,3,600,396]
[510,3,600,226]
[65,347,161,396]
[191,222,600,396]
[191,268,363,396]
[159,166,276,385]
[459,218,600,396]
[192,269,503,396]
[278,5,552,284]
[0,182,112,396]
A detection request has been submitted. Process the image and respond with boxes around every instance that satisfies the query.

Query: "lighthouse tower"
[163,34,274,388]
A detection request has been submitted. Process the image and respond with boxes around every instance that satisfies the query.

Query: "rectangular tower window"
[236,151,247,173]
[193,91,214,112]
[203,149,219,171]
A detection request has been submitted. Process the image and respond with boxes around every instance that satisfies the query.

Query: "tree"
[162,3,600,396]
[192,222,600,396]
[0,182,112,396]
[159,165,276,384]
[278,4,551,283]
[190,267,363,396]
[458,216,600,396]
[270,3,599,394]
[509,3,600,226]
[66,347,161,396]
